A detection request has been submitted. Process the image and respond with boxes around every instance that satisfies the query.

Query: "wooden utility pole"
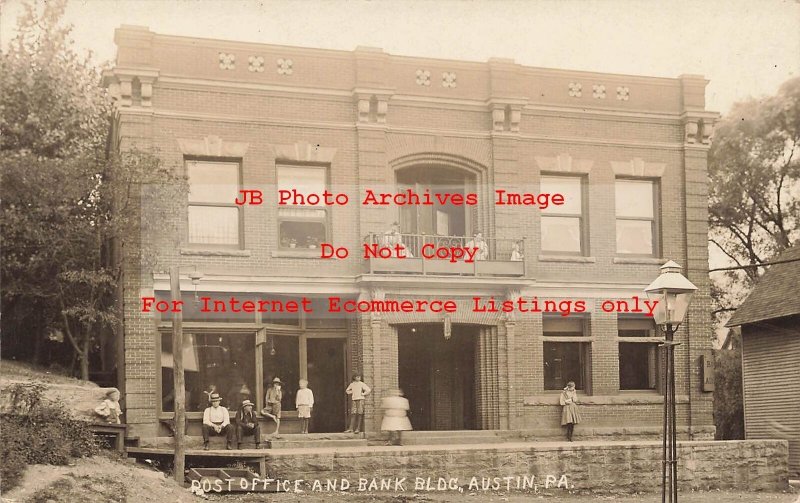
[169,267,186,484]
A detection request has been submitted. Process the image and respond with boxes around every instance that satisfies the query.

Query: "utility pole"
[170,266,186,484]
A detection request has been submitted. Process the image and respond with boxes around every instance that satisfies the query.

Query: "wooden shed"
[727,245,800,476]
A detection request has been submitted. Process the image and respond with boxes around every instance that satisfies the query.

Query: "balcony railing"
[363,232,525,277]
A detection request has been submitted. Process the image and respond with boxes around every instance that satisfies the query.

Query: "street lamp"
[644,260,697,503]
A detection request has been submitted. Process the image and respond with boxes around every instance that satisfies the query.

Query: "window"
[187,160,241,247]
[615,179,659,255]
[161,332,256,412]
[540,175,585,254]
[277,165,328,249]
[542,317,591,391]
[618,316,660,391]
[263,334,301,412]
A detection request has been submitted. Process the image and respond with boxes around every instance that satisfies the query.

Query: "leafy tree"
[708,76,800,318]
[1,0,184,379]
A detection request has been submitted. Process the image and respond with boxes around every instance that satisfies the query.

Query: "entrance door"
[306,338,346,432]
[398,324,477,430]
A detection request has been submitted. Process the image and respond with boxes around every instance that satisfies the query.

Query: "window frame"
[185,157,244,249]
[540,173,589,256]
[276,162,330,250]
[617,315,663,393]
[541,315,593,393]
[614,177,661,257]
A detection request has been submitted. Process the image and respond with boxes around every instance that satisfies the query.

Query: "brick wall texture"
[109,26,717,441]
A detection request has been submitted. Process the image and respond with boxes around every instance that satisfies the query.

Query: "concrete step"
[400,431,505,446]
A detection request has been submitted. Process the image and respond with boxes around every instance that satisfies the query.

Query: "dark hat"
[209,392,222,401]
[241,399,254,407]
[272,377,283,385]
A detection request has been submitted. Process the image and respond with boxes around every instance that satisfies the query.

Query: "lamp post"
[644,261,697,503]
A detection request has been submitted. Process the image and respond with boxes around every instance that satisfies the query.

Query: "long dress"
[380,395,412,431]
[560,389,582,425]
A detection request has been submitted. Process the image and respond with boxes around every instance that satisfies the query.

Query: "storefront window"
[263,334,300,411]
[161,332,256,412]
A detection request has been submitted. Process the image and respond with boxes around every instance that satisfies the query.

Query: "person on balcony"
[510,240,524,261]
[466,232,489,260]
[382,222,413,258]
[202,392,235,450]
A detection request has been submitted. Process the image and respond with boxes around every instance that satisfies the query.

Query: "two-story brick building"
[105,25,717,443]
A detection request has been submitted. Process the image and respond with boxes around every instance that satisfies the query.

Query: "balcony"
[363,232,525,277]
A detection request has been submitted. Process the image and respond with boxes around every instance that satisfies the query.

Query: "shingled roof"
[727,245,800,327]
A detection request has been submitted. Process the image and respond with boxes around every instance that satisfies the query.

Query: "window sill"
[271,249,322,258]
[538,255,596,263]
[181,248,251,257]
[613,256,665,265]
[524,393,689,406]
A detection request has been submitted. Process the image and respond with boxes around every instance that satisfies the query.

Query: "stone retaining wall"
[263,440,788,494]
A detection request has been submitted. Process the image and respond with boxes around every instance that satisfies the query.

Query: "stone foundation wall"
[263,440,788,494]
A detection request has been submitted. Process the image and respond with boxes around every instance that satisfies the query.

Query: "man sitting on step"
[202,392,235,450]
[235,399,261,449]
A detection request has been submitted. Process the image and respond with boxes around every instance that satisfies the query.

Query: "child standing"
[94,388,123,424]
[295,379,314,434]
[344,374,371,434]
[261,377,283,435]
[560,381,582,441]
[381,388,412,445]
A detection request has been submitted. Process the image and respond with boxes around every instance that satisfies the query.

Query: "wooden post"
[170,267,186,484]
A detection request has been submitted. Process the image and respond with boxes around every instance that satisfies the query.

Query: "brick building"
[105,25,717,442]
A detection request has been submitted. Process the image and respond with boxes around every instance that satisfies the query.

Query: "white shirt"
[346,381,371,400]
[296,388,315,408]
[203,405,230,427]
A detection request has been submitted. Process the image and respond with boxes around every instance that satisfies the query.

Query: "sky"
[1,0,799,116]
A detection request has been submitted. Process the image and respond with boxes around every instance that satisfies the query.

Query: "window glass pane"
[618,317,656,337]
[616,219,653,254]
[155,291,257,322]
[261,295,302,326]
[188,206,239,245]
[541,176,582,214]
[279,220,326,249]
[619,342,658,390]
[543,316,585,335]
[187,161,239,203]
[541,216,581,252]
[615,180,654,218]
[543,342,587,390]
[305,297,349,328]
[263,335,300,411]
[277,166,326,206]
[161,332,256,412]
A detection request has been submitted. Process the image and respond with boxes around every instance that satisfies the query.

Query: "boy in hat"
[235,399,261,449]
[261,377,283,435]
[344,373,371,434]
[202,392,235,450]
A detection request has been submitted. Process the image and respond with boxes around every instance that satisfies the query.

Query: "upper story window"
[615,178,659,256]
[277,165,328,250]
[187,160,241,247]
[540,175,585,254]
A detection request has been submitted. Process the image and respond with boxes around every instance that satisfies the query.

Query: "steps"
[267,433,368,449]
[400,430,506,446]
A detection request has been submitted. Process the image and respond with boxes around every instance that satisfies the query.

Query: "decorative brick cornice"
[535,153,593,174]
[609,157,666,178]
[176,135,249,158]
[271,141,337,163]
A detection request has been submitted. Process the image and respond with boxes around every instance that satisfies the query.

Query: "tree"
[708,76,800,319]
[1,0,184,379]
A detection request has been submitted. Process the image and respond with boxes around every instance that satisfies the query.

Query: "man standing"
[262,377,283,436]
[202,392,235,450]
[235,399,261,449]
